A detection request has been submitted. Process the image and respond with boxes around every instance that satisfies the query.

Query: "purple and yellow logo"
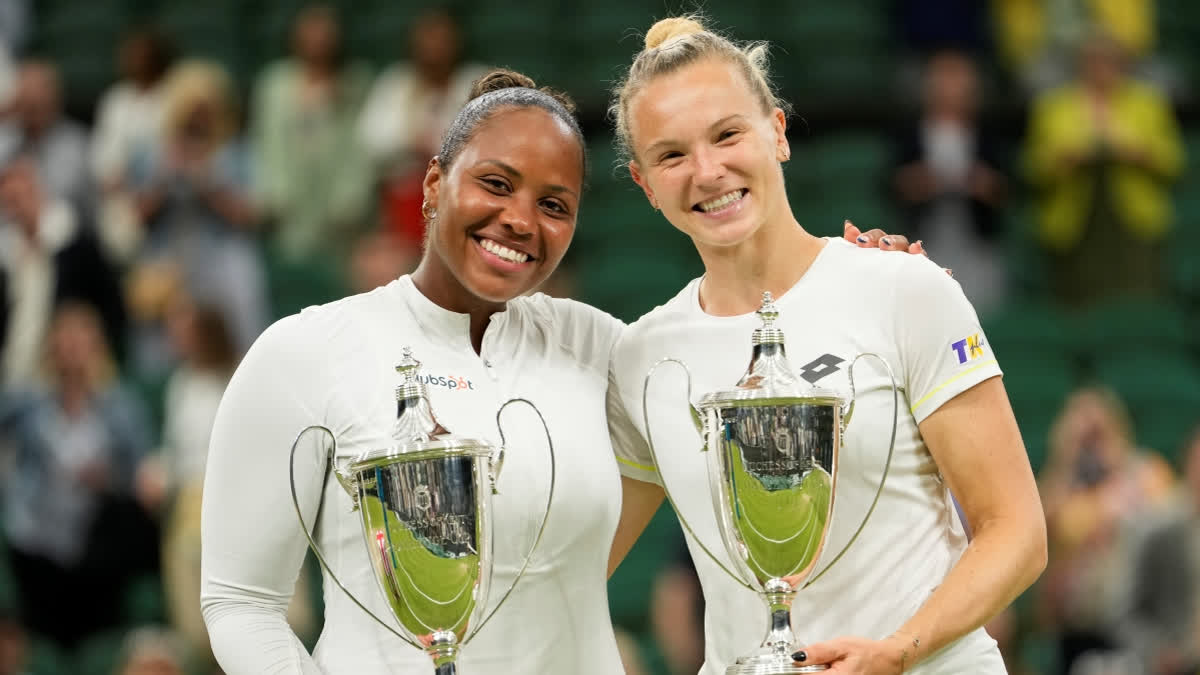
[950,334,986,365]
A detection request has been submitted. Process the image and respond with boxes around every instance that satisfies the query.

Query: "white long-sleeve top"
[201,275,626,674]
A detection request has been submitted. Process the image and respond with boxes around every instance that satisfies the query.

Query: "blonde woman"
[606,16,1047,674]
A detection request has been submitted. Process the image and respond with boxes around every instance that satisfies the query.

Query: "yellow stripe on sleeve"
[909,359,999,413]
[616,455,657,472]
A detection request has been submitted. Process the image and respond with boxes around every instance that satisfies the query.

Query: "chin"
[462,270,541,304]
[689,217,760,249]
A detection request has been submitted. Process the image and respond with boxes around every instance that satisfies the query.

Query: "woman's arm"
[800,377,1047,673]
[201,317,326,674]
[609,476,665,577]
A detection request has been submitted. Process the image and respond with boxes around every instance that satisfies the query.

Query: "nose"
[500,197,537,237]
[692,146,725,188]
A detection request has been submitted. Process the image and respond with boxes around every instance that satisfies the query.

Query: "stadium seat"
[1094,353,1200,466]
[1001,355,1080,472]
[1076,297,1191,363]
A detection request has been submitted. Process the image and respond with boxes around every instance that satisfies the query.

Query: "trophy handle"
[287,424,424,650]
[643,358,757,593]
[463,398,558,643]
[802,353,899,589]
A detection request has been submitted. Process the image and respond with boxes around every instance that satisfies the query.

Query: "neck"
[695,210,824,316]
[411,257,505,354]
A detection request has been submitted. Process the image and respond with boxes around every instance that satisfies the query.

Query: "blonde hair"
[610,15,788,163]
[161,60,238,146]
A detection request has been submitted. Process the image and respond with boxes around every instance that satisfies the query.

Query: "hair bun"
[644,16,706,49]
[469,68,537,100]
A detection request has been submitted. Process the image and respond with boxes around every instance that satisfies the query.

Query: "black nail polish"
[792,650,807,662]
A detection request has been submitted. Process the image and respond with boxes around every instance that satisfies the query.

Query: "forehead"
[456,107,583,185]
[629,59,760,147]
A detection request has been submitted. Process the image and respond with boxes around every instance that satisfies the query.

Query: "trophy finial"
[392,347,443,442]
[757,292,779,326]
[396,347,422,384]
[752,291,784,346]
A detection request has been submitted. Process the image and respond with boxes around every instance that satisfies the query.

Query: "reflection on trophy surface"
[644,293,899,674]
[290,348,555,675]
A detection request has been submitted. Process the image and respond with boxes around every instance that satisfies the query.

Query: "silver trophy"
[644,292,899,674]
[289,348,555,674]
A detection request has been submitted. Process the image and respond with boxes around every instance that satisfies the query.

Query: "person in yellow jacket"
[1024,31,1184,305]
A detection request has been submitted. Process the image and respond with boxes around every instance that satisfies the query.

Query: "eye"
[657,150,684,165]
[480,176,511,192]
[718,129,740,142]
[540,198,570,216]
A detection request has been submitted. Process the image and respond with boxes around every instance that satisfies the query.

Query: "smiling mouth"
[474,236,534,264]
[693,189,748,213]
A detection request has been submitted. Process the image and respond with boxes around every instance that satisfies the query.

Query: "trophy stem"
[761,579,798,657]
[428,631,460,674]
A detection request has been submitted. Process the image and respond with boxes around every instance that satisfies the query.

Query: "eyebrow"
[478,159,579,199]
[643,114,748,157]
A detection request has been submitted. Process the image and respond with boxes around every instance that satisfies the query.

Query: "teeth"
[698,190,745,213]
[480,238,529,263]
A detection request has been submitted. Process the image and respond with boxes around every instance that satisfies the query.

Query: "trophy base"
[725,653,828,674]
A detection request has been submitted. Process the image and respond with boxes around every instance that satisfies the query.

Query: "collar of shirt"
[392,275,512,352]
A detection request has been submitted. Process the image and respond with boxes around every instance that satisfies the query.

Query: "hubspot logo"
[418,374,475,391]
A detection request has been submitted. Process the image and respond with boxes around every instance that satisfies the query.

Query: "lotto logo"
[950,334,986,365]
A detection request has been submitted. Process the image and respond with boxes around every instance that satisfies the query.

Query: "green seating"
[1001,355,1079,472]
[1076,297,1191,363]
[982,301,1076,362]
[1094,353,1200,466]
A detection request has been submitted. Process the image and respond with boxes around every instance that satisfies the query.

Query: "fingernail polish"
[881,237,892,247]
[856,235,868,243]
[792,651,807,662]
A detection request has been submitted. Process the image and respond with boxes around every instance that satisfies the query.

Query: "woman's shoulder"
[512,293,626,368]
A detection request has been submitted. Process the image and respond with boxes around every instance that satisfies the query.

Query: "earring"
[421,200,436,220]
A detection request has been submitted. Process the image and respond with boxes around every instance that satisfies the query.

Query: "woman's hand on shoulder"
[843,220,952,276]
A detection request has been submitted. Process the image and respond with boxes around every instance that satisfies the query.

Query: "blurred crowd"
[0,1,1195,674]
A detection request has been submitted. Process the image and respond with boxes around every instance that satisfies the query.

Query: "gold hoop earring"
[421,200,436,221]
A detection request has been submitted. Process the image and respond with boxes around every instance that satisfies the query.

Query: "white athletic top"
[201,275,626,674]
[608,239,1007,675]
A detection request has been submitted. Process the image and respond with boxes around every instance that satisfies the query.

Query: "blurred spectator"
[991,0,1156,93]
[92,27,175,265]
[0,612,27,675]
[253,3,372,269]
[347,229,418,294]
[894,0,991,56]
[125,60,266,371]
[358,8,486,250]
[114,626,188,675]
[0,0,30,109]
[890,48,1009,315]
[1038,387,1175,674]
[149,299,234,664]
[0,159,124,386]
[1024,31,1184,307]
[0,60,91,211]
[650,542,705,675]
[92,26,175,190]
[0,302,155,648]
[1122,428,1200,675]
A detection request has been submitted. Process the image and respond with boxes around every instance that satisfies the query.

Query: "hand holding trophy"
[289,348,555,674]
[644,293,899,674]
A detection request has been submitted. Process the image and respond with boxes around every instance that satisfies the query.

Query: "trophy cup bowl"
[643,293,898,675]
[289,349,554,675]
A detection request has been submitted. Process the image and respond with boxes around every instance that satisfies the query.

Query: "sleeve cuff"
[910,360,1003,424]
[615,455,662,486]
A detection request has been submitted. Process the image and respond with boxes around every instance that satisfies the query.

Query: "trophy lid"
[697,292,842,409]
[348,347,494,470]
